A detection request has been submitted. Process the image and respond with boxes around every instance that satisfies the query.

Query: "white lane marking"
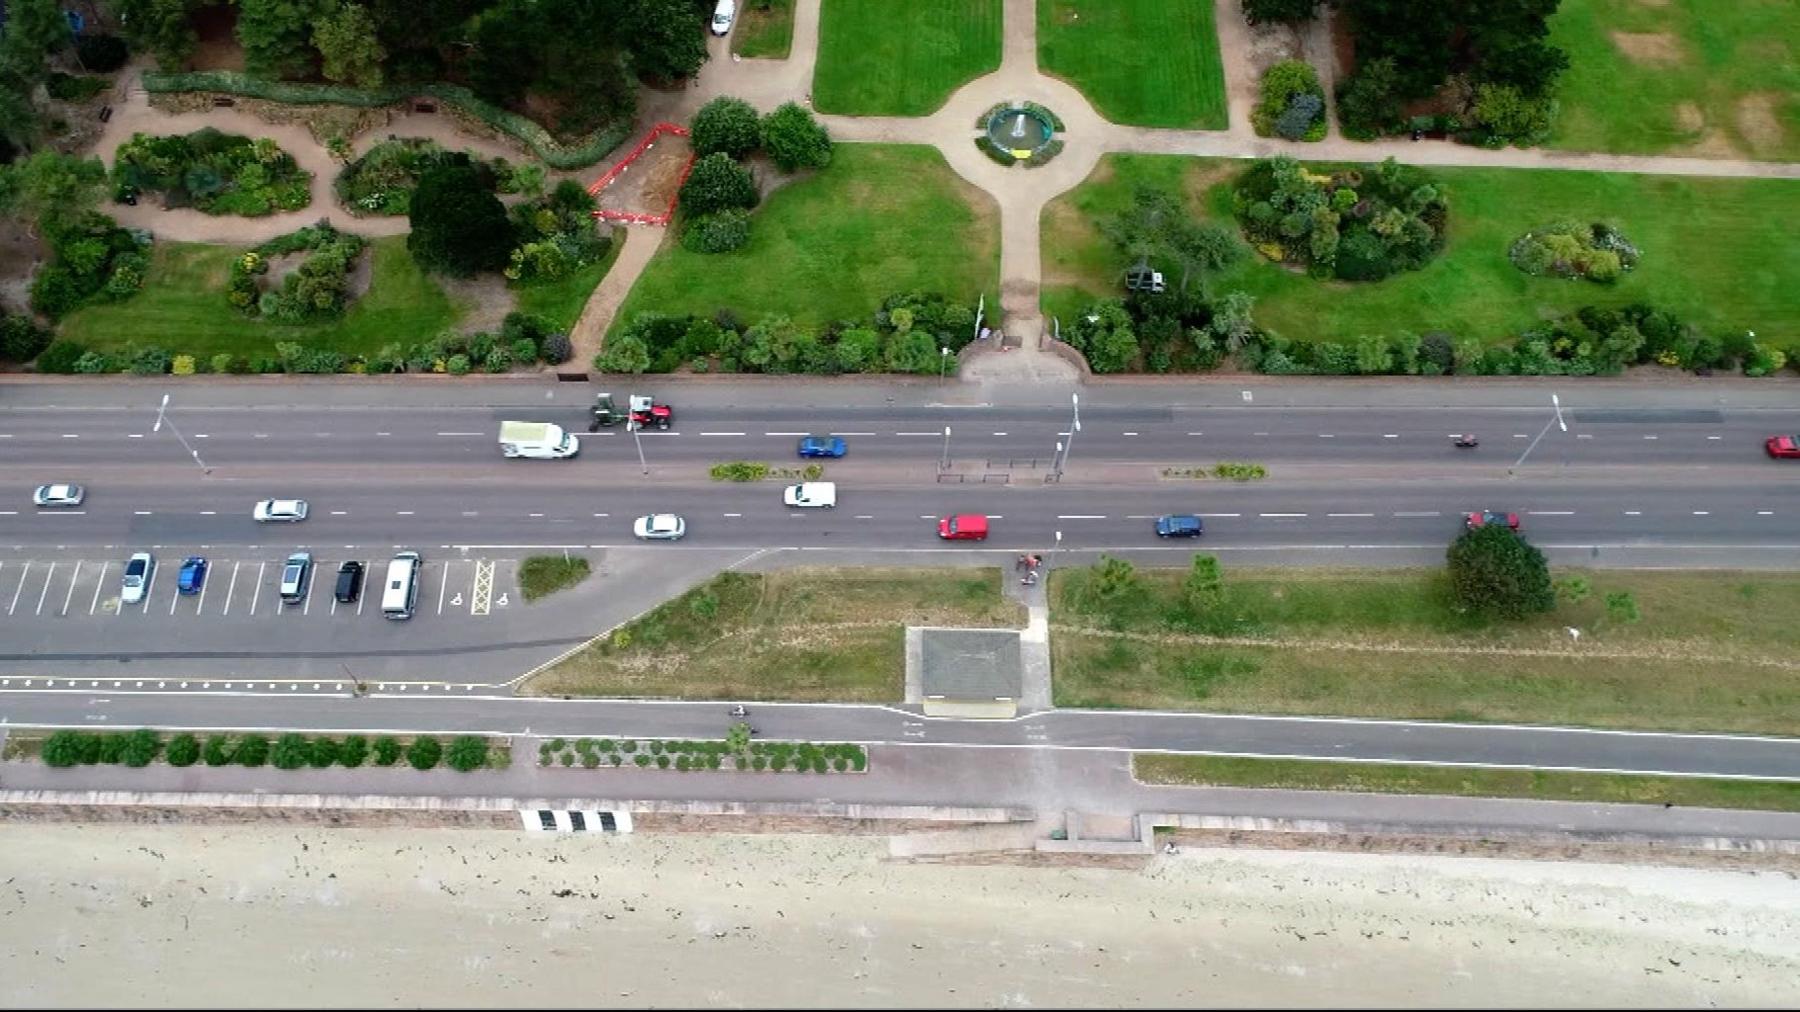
[0,511,13,516]
[60,560,80,616]
[1197,513,1240,518]
[918,515,935,520]
[1624,510,1642,516]
[723,513,742,518]
[1317,434,1334,438]
[592,513,608,518]
[462,511,479,517]
[170,567,181,614]
[193,434,208,439]
[88,561,107,615]
[985,515,1004,520]
[894,431,939,436]
[1186,432,1204,436]
[357,565,368,615]
[436,431,483,436]
[330,510,347,516]
[1707,435,1722,440]
[1057,514,1107,520]
[253,433,269,439]
[141,561,159,612]
[1327,512,1375,518]
[701,431,746,436]
[249,561,264,616]
[992,431,1008,436]
[200,510,215,516]
[1393,511,1440,518]
[61,434,79,439]
[1644,435,1658,440]
[765,431,808,436]
[35,562,55,615]
[195,567,209,614]
[854,514,874,519]
[1576,433,1594,439]
[1253,432,1269,437]
[1260,513,1307,518]
[528,512,545,518]
[1528,511,1575,516]
[1122,431,1139,436]
[1693,511,1710,516]
[436,563,449,615]
[134,510,152,515]
[302,567,314,615]
[1126,515,1158,520]
[377,432,391,436]
[1757,510,1775,516]
[1383,434,1398,438]
[830,431,875,436]
[396,510,414,516]
[127,433,144,439]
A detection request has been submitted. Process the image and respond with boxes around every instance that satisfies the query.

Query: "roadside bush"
[165,733,200,767]
[372,735,401,766]
[1252,60,1326,141]
[760,102,833,173]
[308,738,341,768]
[446,353,471,376]
[236,733,270,767]
[1447,524,1555,620]
[112,130,312,216]
[0,313,54,364]
[681,209,752,254]
[119,728,161,767]
[203,734,235,766]
[446,735,490,772]
[678,153,758,218]
[408,156,514,276]
[42,731,86,767]
[504,181,607,284]
[272,732,312,770]
[46,73,111,103]
[690,96,762,160]
[594,335,649,374]
[540,332,573,365]
[128,345,172,375]
[710,461,770,481]
[29,212,151,320]
[33,339,88,373]
[341,735,371,767]
[172,354,197,375]
[407,735,443,770]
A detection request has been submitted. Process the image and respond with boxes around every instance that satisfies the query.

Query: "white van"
[382,551,422,620]
[711,0,735,36]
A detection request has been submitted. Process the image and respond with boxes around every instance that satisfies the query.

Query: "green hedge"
[141,71,629,170]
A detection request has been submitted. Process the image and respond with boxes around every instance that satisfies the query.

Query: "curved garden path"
[88,0,1800,378]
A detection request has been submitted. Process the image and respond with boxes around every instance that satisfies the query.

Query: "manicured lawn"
[813,0,1003,116]
[518,555,591,601]
[57,237,461,359]
[613,144,999,331]
[732,0,796,59]
[1051,566,1800,735]
[1037,0,1227,129]
[511,237,622,331]
[1133,755,1800,813]
[525,568,1024,702]
[1547,0,1800,160]
[1041,152,1800,345]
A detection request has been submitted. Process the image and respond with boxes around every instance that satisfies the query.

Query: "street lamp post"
[1052,530,1063,578]
[1510,392,1567,474]
[153,393,211,475]
[630,422,649,475]
[939,346,950,381]
[939,426,951,472]
[1053,393,1080,481]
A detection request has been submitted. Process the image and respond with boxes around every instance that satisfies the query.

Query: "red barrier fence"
[588,122,693,226]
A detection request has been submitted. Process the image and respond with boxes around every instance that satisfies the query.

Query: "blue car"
[797,435,847,459]
[1154,514,1204,538]
[177,556,209,595]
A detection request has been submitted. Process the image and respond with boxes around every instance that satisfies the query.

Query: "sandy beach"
[0,824,1795,1007]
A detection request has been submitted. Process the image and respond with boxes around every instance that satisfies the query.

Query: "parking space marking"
[9,561,30,615]
[437,563,449,615]
[222,562,240,615]
[250,562,265,616]
[34,563,55,615]
[302,569,315,615]
[61,561,81,616]
[195,568,209,613]
[472,560,494,616]
[89,561,107,615]
[141,562,159,612]
[357,564,368,615]
[170,569,182,614]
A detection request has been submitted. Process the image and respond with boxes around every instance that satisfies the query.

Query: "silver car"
[279,552,313,602]
[253,498,309,522]
[632,513,686,541]
[120,552,154,605]
[33,483,84,508]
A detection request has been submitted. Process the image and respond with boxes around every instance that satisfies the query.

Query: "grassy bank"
[614,144,999,331]
[526,567,1024,701]
[518,555,591,601]
[732,0,797,59]
[1040,153,1800,345]
[56,237,461,358]
[1052,566,1800,735]
[1037,0,1228,129]
[511,236,623,332]
[1134,754,1800,813]
[813,0,1002,116]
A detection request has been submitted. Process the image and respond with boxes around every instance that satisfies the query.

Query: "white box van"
[382,551,422,620]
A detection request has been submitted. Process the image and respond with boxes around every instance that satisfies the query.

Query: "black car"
[334,560,365,603]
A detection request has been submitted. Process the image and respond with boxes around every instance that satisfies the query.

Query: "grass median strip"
[519,555,591,601]
[1133,754,1800,813]
[1052,566,1800,735]
[525,567,1023,701]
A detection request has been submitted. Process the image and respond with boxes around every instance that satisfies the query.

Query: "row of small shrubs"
[974,102,1066,132]
[140,72,630,170]
[112,129,312,217]
[227,222,368,321]
[538,736,866,773]
[33,312,572,376]
[708,461,825,482]
[975,136,1065,169]
[1213,462,1268,480]
[38,729,501,772]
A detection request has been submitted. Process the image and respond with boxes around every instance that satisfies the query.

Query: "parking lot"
[0,554,520,622]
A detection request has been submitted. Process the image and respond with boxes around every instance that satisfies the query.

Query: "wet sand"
[0,824,1795,1007]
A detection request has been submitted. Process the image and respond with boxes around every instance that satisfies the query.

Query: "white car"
[783,481,836,509]
[33,483,84,508]
[253,498,309,522]
[711,0,735,36]
[633,513,687,541]
[121,552,154,605]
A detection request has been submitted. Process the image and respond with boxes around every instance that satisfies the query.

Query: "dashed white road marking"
[330,510,347,516]
[1529,511,1575,516]
[830,431,875,436]
[894,431,938,436]
[992,431,1008,436]
[1707,435,1722,440]
[395,510,414,516]
[1327,512,1375,518]
[1057,514,1107,520]
[1122,431,1139,436]
[133,510,152,515]
[1644,435,1658,440]
[1394,511,1441,518]
[1576,433,1594,439]
[723,512,742,518]
[1757,510,1775,516]
[700,431,746,436]
[1624,510,1642,516]
[854,514,874,519]
[1197,513,1241,518]
[1318,434,1334,438]
[1383,434,1398,439]
[1260,513,1307,518]
[765,431,807,436]
[1693,511,1710,516]
[436,431,483,437]
[1186,431,1204,436]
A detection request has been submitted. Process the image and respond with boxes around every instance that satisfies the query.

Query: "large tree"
[1103,186,1243,295]
[1446,524,1554,620]
[678,152,757,218]
[237,0,332,80]
[624,0,709,80]
[113,0,203,70]
[407,157,514,275]
[313,2,387,87]
[2,0,72,69]
[1241,0,1323,25]
[689,96,762,160]
[760,102,833,173]
[0,151,108,235]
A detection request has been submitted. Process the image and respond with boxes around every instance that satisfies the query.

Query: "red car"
[1465,510,1520,531]
[937,514,989,541]
[1766,436,1800,459]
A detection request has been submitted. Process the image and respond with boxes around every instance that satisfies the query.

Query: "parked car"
[711,0,735,36]
[177,556,208,595]
[1766,435,1800,459]
[32,483,85,508]
[1465,509,1521,531]
[279,552,313,602]
[1154,514,1204,538]
[783,481,837,508]
[334,560,365,604]
[797,435,847,459]
[937,514,988,541]
[253,498,309,522]
[633,514,687,541]
[120,552,154,605]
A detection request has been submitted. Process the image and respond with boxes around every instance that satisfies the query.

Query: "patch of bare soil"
[1611,30,1684,64]
[1244,19,1306,76]
[1735,92,1789,157]
[0,219,48,317]
[593,134,692,216]
[437,272,516,335]
[187,4,245,73]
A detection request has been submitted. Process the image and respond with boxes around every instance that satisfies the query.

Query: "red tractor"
[590,392,673,431]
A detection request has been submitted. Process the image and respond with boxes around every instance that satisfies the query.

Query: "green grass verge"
[56,237,462,359]
[1547,0,1799,160]
[511,236,623,332]
[614,144,999,331]
[1133,754,1800,813]
[732,0,797,59]
[1051,567,1800,735]
[1041,153,1800,345]
[1037,0,1228,129]
[518,555,592,602]
[526,567,1024,702]
[813,0,1003,116]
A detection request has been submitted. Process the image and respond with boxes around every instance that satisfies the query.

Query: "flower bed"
[226,222,368,322]
[537,736,867,774]
[112,129,312,216]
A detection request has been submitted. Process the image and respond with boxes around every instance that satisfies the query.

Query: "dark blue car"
[1154,514,1204,538]
[797,435,847,459]
[177,556,209,595]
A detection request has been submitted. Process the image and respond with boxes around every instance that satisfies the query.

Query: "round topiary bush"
[165,733,201,768]
[408,735,443,770]
[681,208,751,254]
